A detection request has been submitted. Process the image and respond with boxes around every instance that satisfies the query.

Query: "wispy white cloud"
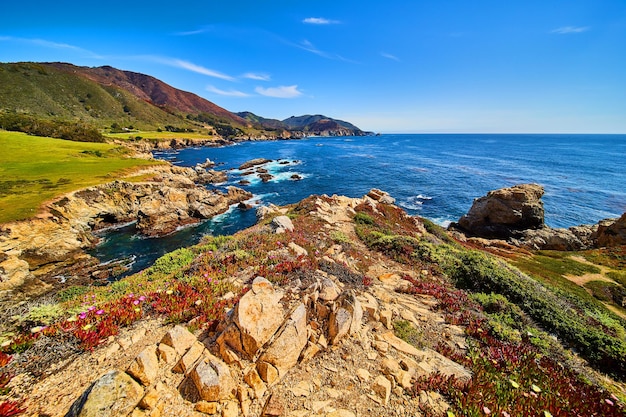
[381,52,401,62]
[206,85,250,97]
[255,85,303,98]
[145,56,235,81]
[242,72,271,81]
[294,39,356,63]
[0,36,103,58]
[303,17,340,25]
[551,26,590,34]
[175,28,211,36]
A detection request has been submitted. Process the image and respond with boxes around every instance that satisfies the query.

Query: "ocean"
[91,134,626,275]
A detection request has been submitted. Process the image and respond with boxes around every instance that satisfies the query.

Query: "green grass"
[104,130,218,141]
[0,130,159,223]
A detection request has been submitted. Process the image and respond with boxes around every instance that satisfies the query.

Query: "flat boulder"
[455,183,545,238]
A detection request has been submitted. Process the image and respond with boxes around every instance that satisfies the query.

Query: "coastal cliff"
[0,165,251,295]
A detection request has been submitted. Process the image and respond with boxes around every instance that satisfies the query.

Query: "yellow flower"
[508,379,520,389]
[82,324,93,331]
[531,384,542,393]
[543,411,553,417]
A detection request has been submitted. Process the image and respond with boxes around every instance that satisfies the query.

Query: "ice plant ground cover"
[0,195,624,416]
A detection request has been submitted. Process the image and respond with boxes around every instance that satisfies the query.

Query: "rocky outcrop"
[452,184,625,251]
[0,165,250,294]
[64,192,470,417]
[455,183,545,238]
[597,213,626,247]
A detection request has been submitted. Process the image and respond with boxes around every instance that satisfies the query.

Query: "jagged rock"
[160,325,197,356]
[65,370,144,417]
[217,277,285,360]
[244,368,267,399]
[259,303,308,375]
[367,189,396,205]
[195,401,218,414]
[318,278,341,301]
[371,375,392,406]
[239,158,272,170]
[456,183,545,238]
[173,341,205,374]
[257,361,279,384]
[288,242,308,257]
[157,343,178,365]
[597,213,626,247]
[127,345,159,386]
[270,216,294,234]
[189,353,236,402]
[328,307,352,345]
[261,394,283,417]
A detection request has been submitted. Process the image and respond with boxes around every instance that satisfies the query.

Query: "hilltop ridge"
[0,62,370,141]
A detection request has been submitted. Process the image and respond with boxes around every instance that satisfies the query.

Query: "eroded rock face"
[0,165,251,293]
[597,213,626,247]
[456,183,545,238]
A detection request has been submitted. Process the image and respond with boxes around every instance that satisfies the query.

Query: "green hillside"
[0,62,198,131]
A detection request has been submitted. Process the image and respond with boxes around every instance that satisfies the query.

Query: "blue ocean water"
[92,134,626,275]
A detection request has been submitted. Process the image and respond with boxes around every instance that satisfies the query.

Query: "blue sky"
[1,1,625,133]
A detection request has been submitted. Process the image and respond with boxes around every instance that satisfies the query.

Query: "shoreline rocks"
[0,165,251,296]
[450,183,624,250]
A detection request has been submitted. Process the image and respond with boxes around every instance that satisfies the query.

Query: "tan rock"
[379,309,393,329]
[138,386,160,410]
[160,325,197,356]
[372,375,392,406]
[326,410,356,417]
[356,368,371,382]
[244,368,267,399]
[195,401,218,414]
[190,353,236,402]
[289,380,312,397]
[127,345,159,386]
[65,369,144,417]
[260,303,308,374]
[288,242,308,257]
[328,307,352,345]
[318,278,341,301]
[261,394,284,417]
[222,401,239,417]
[220,277,285,359]
[173,341,205,374]
[257,361,279,384]
[379,331,421,356]
[157,343,178,365]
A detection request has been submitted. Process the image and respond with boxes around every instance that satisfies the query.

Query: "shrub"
[56,285,89,303]
[148,248,195,277]
[393,320,424,348]
[25,303,63,325]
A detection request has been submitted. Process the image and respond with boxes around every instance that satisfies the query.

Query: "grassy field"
[0,130,160,223]
[104,130,219,141]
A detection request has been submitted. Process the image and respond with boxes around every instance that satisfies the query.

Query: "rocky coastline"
[0,164,252,298]
[448,183,626,251]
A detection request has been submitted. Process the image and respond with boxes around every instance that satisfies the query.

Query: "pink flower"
[79,312,87,319]
[501,412,510,417]
[203,273,208,278]
[605,399,615,406]
[483,406,491,415]
[88,306,96,311]
[138,295,146,302]
[133,300,140,305]
[96,309,104,315]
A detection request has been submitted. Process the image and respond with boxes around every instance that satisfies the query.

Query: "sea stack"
[454,183,545,239]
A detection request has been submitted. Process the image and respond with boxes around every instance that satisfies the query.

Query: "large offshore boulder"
[456,183,545,238]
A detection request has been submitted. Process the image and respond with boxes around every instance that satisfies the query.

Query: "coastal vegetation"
[0,130,159,223]
[1,194,624,416]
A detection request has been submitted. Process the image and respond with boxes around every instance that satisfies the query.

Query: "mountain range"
[0,62,370,139]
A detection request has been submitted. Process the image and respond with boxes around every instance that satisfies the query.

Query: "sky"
[1,1,625,133]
